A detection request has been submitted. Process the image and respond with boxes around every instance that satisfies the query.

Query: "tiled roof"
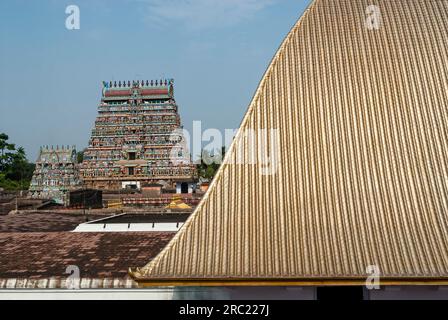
[0,232,174,288]
[132,0,448,285]
[0,213,105,233]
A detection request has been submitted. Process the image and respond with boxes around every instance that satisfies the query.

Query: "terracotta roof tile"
[0,213,106,233]
[0,232,174,286]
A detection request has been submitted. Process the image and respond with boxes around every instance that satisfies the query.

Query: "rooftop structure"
[73,213,189,232]
[0,212,105,233]
[29,145,81,204]
[131,0,448,287]
[80,79,197,191]
[0,232,174,289]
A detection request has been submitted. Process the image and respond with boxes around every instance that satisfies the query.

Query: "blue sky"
[0,0,311,161]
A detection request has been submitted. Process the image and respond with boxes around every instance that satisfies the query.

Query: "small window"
[181,182,189,194]
[129,152,136,160]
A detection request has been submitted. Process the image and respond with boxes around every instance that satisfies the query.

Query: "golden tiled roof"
[131,0,448,285]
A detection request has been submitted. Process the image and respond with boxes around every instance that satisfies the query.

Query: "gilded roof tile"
[132,0,448,285]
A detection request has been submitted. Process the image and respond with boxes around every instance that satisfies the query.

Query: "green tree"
[77,149,85,163]
[0,133,16,172]
[0,133,35,190]
[196,146,225,181]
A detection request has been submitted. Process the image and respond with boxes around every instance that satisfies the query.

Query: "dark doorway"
[129,152,136,160]
[128,167,134,175]
[181,182,189,193]
[316,286,364,301]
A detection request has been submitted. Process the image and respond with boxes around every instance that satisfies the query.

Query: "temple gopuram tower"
[29,145,81,204]
[80,79,197,191]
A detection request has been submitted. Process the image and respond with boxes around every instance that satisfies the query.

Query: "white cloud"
[142,0,274,30]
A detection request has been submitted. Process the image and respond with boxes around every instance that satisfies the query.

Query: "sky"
[0,0,311,161]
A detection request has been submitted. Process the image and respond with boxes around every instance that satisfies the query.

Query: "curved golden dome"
[132,0,448,285]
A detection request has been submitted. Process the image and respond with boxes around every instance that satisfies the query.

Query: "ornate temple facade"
[80,79,197,191]
[29,145,82,204]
